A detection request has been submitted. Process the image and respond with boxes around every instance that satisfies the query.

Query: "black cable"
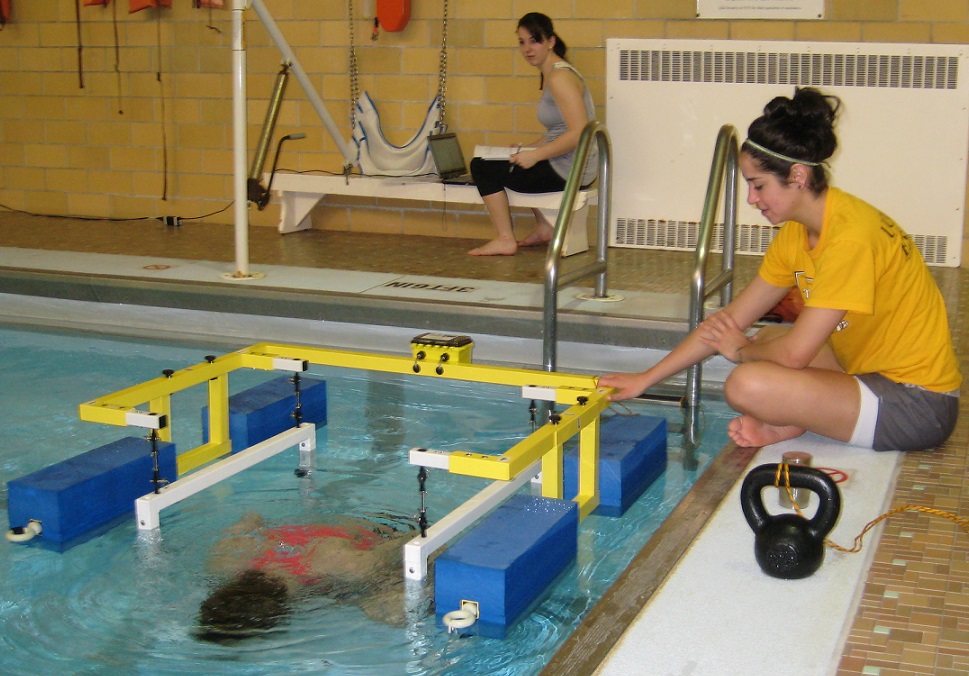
[0,201,152,222]
[178,201,234,221]
[0,200,233,223]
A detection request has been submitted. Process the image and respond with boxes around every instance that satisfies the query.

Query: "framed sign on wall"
[697,0,824,20]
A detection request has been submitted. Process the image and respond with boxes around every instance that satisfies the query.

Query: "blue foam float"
[202,375,327,453]
[435,494,578,638]
[7,435,177,548]
[564,414,667,517]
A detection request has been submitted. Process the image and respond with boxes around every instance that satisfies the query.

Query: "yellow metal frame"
[78,342,611,518]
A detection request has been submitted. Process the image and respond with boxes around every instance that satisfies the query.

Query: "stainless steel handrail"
[684,125,740,439]
[543,120,613,373]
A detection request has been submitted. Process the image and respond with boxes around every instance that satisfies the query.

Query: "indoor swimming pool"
[0,325,734,674]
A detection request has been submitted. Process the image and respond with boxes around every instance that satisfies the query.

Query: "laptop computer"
[427,133,476,185]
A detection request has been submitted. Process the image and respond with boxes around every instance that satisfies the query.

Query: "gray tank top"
[537,61,598,186]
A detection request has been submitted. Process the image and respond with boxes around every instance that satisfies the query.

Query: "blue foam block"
[564,414,667,517]
[202,375,327,453]
[7,436,177,546]
[435,494,578,638]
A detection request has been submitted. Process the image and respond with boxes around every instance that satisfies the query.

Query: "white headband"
[744,139,821,167]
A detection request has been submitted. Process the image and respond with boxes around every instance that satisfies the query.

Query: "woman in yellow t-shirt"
[600,87,960,452]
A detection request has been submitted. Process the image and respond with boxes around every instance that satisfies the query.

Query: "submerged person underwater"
[195,512,424,641]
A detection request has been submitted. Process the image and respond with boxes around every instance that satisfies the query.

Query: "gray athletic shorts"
[853,373,959,452]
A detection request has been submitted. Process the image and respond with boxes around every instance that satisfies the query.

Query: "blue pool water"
[0,326,733,674]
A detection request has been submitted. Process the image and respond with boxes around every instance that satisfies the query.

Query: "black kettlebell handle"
[741,463,842,540]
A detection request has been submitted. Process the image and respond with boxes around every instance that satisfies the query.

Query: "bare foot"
[728,415,804,448]
[468,238,517,256]
[517,224,553,247]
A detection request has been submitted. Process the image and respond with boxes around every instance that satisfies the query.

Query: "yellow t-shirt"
[758,187,961,393]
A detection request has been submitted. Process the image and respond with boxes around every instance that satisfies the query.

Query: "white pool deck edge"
[597,437,900,676]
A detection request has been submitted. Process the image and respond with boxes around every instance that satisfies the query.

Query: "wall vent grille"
[607,40,968,267]
[618,49,960,89]
[613,218,950,266]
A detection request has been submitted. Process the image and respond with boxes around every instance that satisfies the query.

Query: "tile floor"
[1,211,967,674]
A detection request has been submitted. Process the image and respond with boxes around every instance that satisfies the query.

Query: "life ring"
[442,608,477,633]
[6,520,42,543]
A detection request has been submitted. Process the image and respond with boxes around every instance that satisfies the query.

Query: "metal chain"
[417,466,429,537]
[436,0,449,131]
[351,0,447,132]
[348,0,359,133]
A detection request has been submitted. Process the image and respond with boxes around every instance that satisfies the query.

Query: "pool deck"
[1,212,968,675]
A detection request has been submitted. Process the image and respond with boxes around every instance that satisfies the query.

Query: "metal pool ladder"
[543,120,613,373]
[684,124,742,444]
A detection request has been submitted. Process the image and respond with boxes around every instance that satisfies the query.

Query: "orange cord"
[773,462,969,554]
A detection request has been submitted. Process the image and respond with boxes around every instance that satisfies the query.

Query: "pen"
[509,144,522,173]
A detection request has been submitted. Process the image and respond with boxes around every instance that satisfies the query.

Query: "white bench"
[269,173,595,257]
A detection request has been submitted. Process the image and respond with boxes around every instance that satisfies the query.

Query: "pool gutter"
[0,266,689,351]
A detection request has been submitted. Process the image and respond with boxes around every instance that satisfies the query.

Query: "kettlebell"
[740,463,841,580]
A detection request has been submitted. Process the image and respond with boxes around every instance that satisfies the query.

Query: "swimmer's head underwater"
[195,569,290,643]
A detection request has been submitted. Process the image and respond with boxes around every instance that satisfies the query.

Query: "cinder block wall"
[0,1,966,245]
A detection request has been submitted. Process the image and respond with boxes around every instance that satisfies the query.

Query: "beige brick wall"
[0,1,967,248]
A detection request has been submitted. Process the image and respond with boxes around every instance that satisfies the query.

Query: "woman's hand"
[697,311,750,363]
[510,148,540,170]
[597,371,651,401]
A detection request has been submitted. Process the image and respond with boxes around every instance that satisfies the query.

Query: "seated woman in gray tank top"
[468,12,597,256]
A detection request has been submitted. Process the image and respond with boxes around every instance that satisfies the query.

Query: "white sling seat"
[353,92,440,176]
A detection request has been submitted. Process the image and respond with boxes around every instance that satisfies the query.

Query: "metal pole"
[685,125,738,410]
[231,0,250,278]
[542,121,612,373]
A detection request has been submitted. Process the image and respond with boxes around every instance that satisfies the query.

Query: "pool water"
[0,326,733,675]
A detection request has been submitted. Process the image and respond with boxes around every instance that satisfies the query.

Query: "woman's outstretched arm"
[598,276,790,400]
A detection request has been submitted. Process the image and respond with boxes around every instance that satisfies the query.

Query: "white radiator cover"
[606,39,969,266]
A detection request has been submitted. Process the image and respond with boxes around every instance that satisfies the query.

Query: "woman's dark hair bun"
[763,87,839,132]
[746,87,841,190]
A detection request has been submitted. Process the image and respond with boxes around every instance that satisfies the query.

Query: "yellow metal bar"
[244,343,598,392]
[78,402,134,427]
[448,417,565,481]
[541,441,564,500]
[81,343,602,429]
[574,413,602,518]
[574,491,600,519]
[78,353,249,424]
[177,440,234,474]
[77,341,618,521]
[448,392,610,482]
[205,374,230,461]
